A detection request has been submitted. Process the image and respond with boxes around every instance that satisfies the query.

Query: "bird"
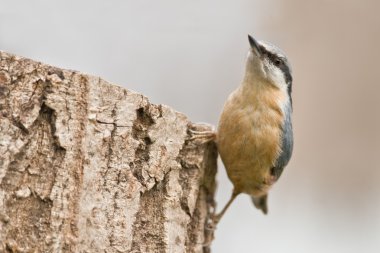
[211,34,294,224]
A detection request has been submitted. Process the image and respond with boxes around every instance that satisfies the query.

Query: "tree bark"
[0,51,217,253]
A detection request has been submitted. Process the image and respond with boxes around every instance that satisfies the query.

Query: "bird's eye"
[274,59,282,66]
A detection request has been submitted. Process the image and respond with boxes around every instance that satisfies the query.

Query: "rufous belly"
[217,84,285,196]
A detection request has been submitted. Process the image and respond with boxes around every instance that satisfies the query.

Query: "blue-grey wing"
[271,102,293,180]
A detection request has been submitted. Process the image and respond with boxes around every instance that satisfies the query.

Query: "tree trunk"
[0,51,217,253]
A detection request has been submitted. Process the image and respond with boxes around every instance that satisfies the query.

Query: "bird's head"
[246,35,292,95]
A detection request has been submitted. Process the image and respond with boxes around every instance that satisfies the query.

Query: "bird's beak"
[248,34,261,56]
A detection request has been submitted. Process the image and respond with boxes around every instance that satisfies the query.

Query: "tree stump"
[0,51,217,253]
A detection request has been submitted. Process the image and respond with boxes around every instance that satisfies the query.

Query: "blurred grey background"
[1,0,379,252]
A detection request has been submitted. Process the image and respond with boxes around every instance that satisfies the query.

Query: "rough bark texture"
[0,51,217,253]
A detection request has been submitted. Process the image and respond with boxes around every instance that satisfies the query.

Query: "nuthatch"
[212,35,294,224]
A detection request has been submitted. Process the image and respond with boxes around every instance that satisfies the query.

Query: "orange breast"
[217,83,285,196]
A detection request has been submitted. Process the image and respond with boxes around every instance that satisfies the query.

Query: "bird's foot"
[187,122,216,143]
[202,212,219,247]
[205,213,219,231]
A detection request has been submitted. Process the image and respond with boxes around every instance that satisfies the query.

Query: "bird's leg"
[203,190,238,247]
[187,122,216,143]
[203,190,240,247]
[208,189,240,229]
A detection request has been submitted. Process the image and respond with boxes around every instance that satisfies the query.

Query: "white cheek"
[269,68,290,111]
[271,68,287,91]
[264,62,287,92]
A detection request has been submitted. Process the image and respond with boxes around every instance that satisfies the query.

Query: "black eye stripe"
[260,46,283,65]
[260,45,292,86]
[259,45,293,101]
[279,64,292,83]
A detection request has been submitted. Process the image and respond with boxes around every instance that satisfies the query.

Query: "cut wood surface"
[0,51,217,253]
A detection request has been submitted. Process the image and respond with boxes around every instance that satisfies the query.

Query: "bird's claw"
[187,123,216,143]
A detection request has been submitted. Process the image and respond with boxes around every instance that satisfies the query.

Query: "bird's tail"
[251,194,268,214]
